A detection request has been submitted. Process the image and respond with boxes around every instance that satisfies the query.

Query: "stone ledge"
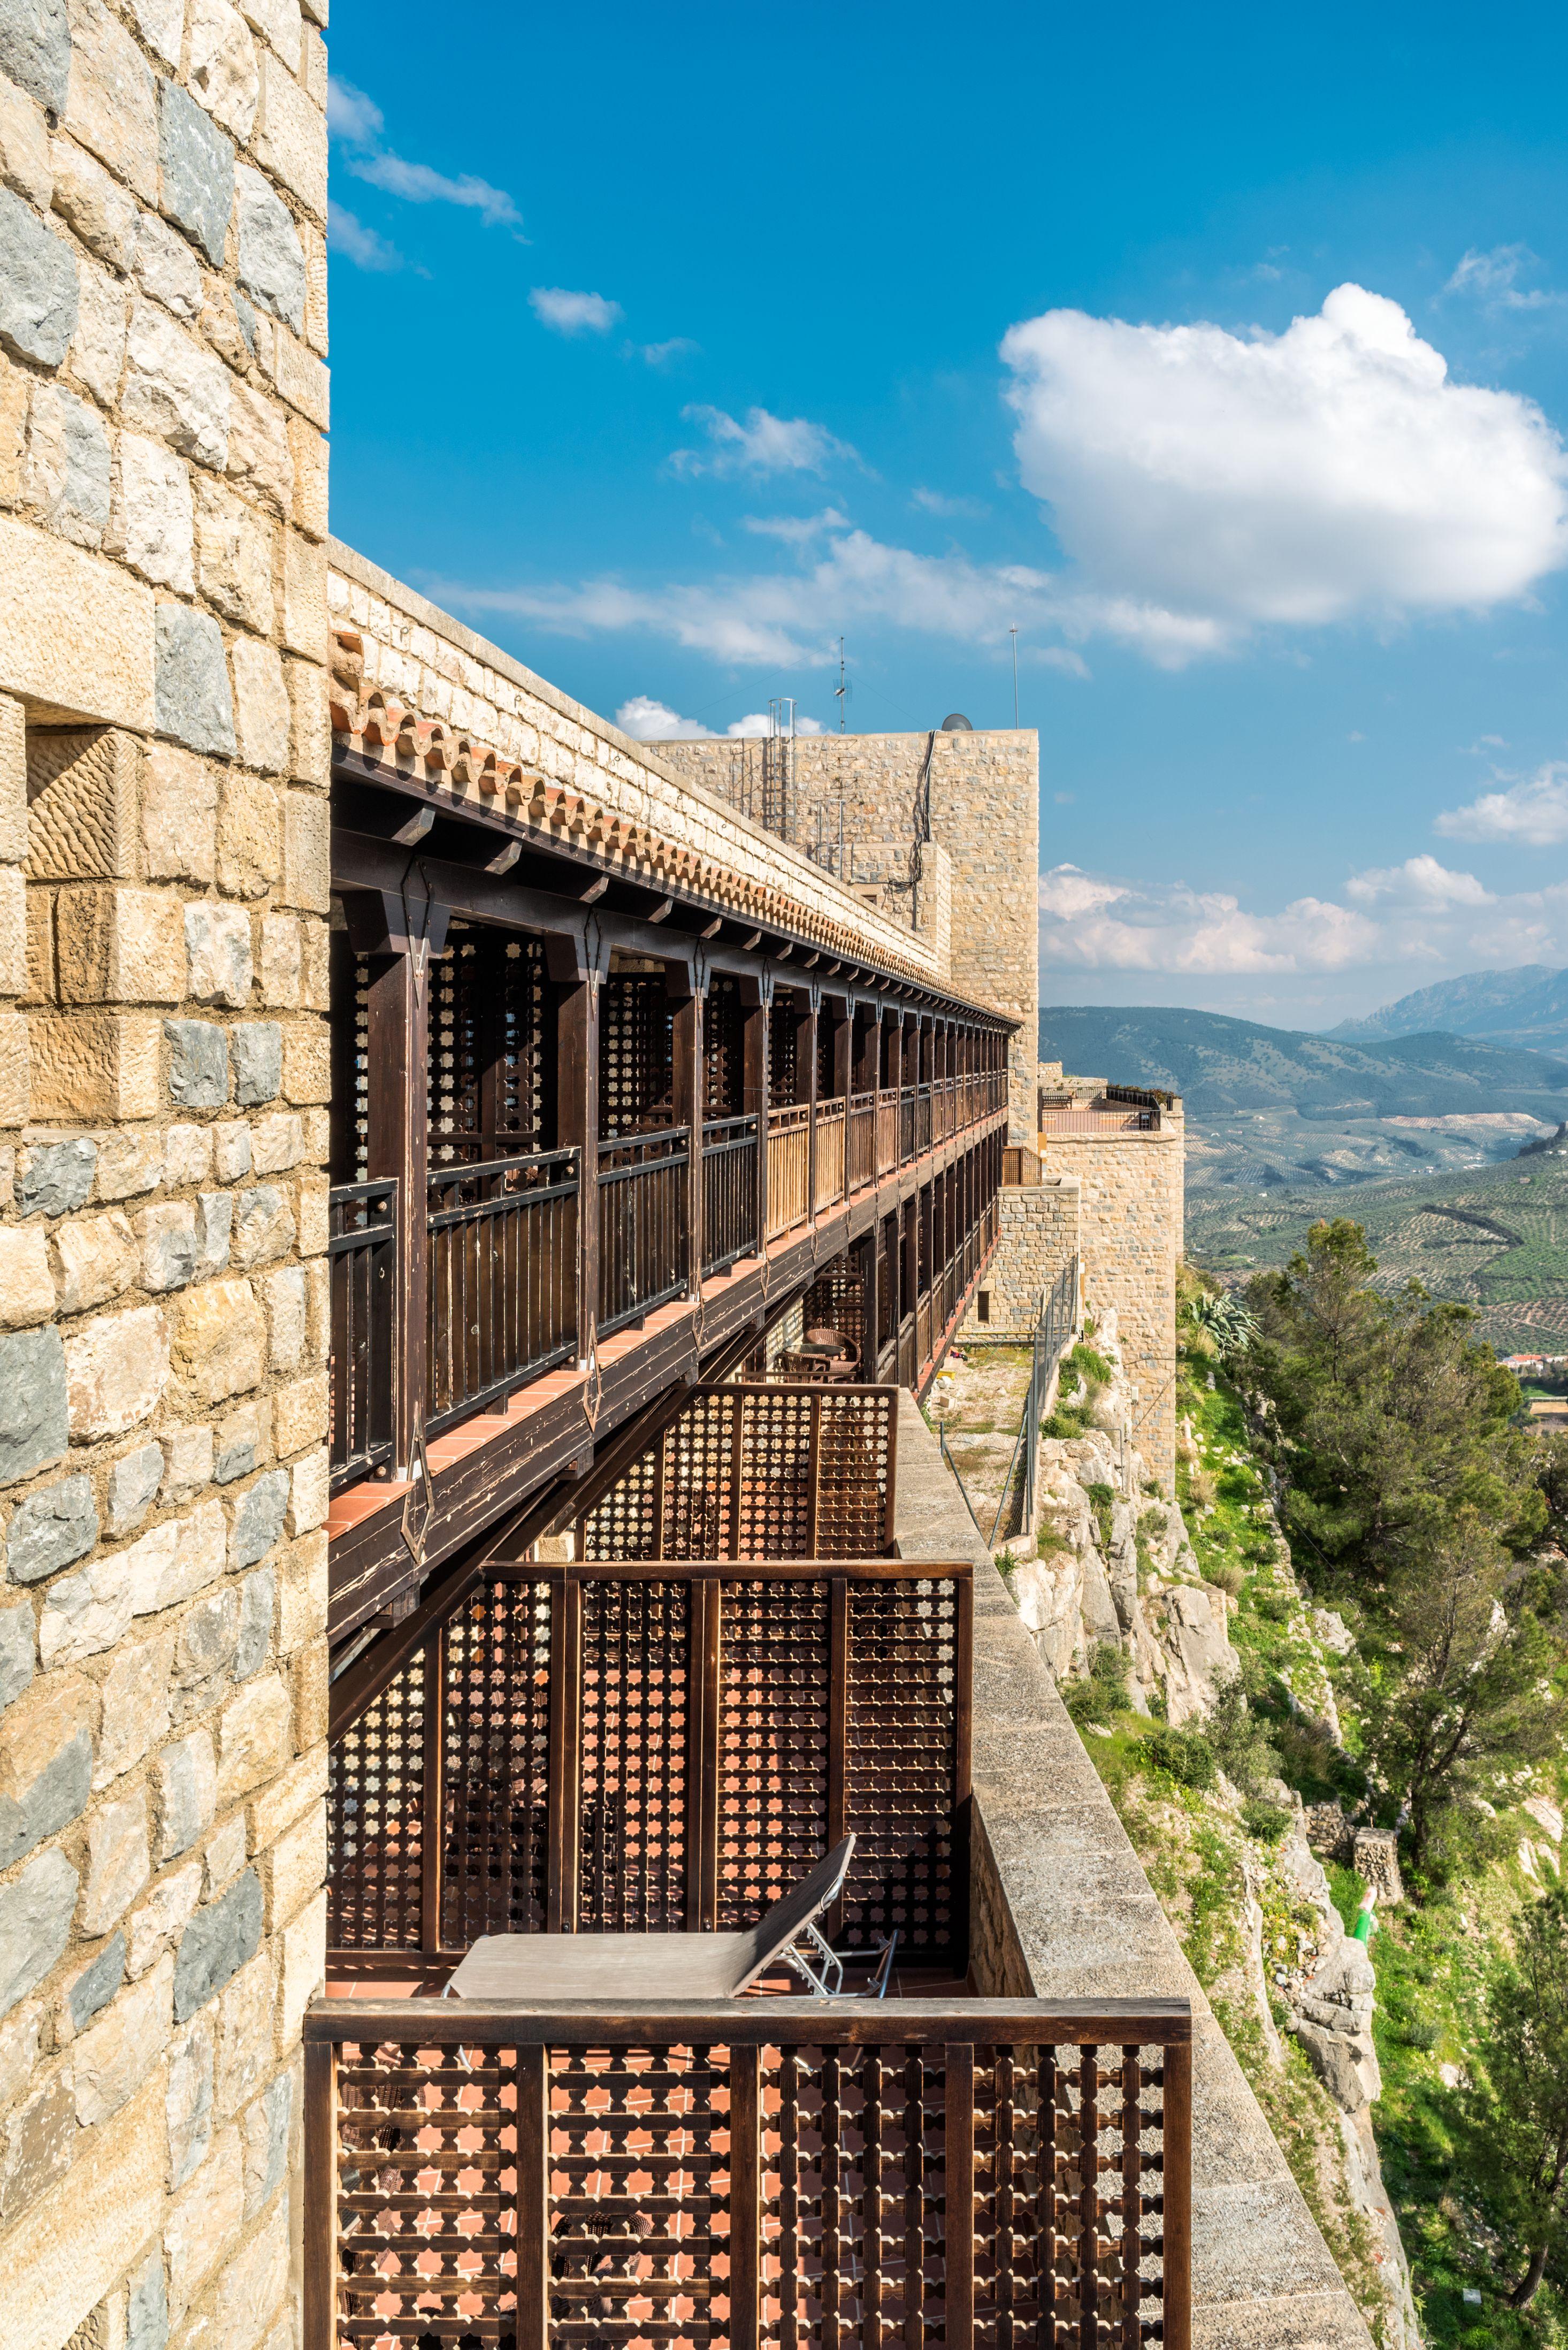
[892,1392,1375,2350]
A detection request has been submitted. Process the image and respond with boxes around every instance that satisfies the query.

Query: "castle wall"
[965,1176,1081,1338]
[0,3,329,2343]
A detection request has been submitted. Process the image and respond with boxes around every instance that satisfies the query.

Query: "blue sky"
[327,0,1568,1032]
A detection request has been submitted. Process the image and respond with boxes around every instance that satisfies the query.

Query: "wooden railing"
[1039,1108,1158,1135]
[875,1087,899,1176]
[598,1126,691,1334]
[329,1551,965,1968]
[426,1149,578,1434]
[701,1114,758,1275]
[304,1996,1193,2350]
[847,1089,877,1192]
[328,1179,397,1491]
[764,1102,810,1239]
[813,1094,845,1210]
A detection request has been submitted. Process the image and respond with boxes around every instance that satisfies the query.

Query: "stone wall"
[657,729,1039,1140]
[0,3,328,2345]
[962,1174,1079,1339]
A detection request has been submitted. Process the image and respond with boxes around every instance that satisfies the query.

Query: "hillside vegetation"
[1333,966,1568,1057]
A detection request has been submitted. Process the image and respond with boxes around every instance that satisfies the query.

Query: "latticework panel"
[578,1442,662,1561]
[734,1388,815,1557]
[715,1579,831,1929]
[334,2034,521,2343]
[428,925,550,1165]
[815,1389,893,1554]
[327,930,371,1184]
[441,1581,553,1948]
[601,972,674,1138]
[579,1580,692,1929]
[768,999,798,1107]
[659,1391,737,1559]
[328,1652,425,1950]
[843,1578,960,1958]
[801,1262,868,1373]
[704,975,744,1116]
[548,2041,731,2345]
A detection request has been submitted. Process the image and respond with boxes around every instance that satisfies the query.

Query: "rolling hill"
[1329,965,1568,1056]
[1039,1004,1568,1194]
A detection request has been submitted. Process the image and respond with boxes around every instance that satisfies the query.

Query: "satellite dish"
[940,712,973,731]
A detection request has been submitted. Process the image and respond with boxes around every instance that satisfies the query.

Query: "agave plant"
[1188,1288,1259,1360]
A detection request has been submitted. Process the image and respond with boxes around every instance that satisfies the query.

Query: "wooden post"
[547,1579,583,1931]
[730,2042,762,2350]
[742,976,770,1254]
[672,983,702,1297]
[1162,2033,1193,2350]
[302,2040,336,2350]
[827,1576,848,1939]
[351,904,437,1478]
[515,2043,549,2350]
[805,988,820,1222]
[419,1623,446,1957]
[556,967,601,1366]
[945,2043,976,2350]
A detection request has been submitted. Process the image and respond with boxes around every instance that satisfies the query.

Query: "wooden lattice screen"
[801,1257,870,1375]
[305,1999,1194,2350]
[703,974,744,1116]
[427,925,551,1165]
[578,1382,896,1561]
[601,971,674,1138]
[328,1559,969,1970]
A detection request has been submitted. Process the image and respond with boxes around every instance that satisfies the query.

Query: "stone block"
[155,602,235,757]
[279,1015,328,1106]
[0,1325,67,1485]
[232,1180,292,1266]
[213,1937,270,2115]
[271,1370,324,1459]
[164,1123,214,1189]
[174,1582,238,1695]
[244,1739,320,1851]
[0,1007,27,1125]
[129,0,183,64]
[0,2065,75,2220]
[6,1470,97,1582]
[232,636,290,775]
[0,1845,77,2017]
[189,0,258,141]
[215,2181,289,2348]
[273,1525,322,1651]
[0,2069,164,2350]
[0,1993,39,2103]
[136,1199,198,1293]
[163,2119,243,2320]
[29,1010,159,1118]
[241,2062,290,2214]
[49,1205,135,1314]
[259,1263,303,1372]
[287,412,327,541]
[68,253,125,408]
[206,1806,247,1895]
[94,1124,163,1201]
[292,1626,325,1743]
[65,1925,123,2032]
[0,512,155,731]
[230,1465,288,1567]
[0,73,49,210]
[0,1220,52,1326]
[216,772,281,898]
[234,1561,273,1677]
[272,309,328,431]
[0,349,21,503]
[128,303,232,477]
[172,1275,264,1403]
[249,1108,303,1173]
[73,1949,171,2123]
[65,1301,169,1437]
[38,1544,133,1664]
[194,1188,232,1276]
[127,1856,200,1981]
[0,690,20,859]
[185,899,253,1008]
[226,374,291,517]
[57,883,187,1005]
[126,2247,168,2350]
[281,791,328,921]
[232,1019,281,1104]
[259,1792,321,1931]
[0,1600,32,1711]
[157,76,233,268]
[160,1420,213,1503]
[0,860,20,992]
[235,161,304,333]
[280,522,325,656]
[216,1672,289,1803]
[22,377,110,547]
[153,1729,216,1863]
[0,1678,90,1870]
[213,1119,251,1181]
[0,0,71,115]
[81,1787,150,1934]
[95,1628,172,1784]
[277,1881,324,2043]
[51,131,142,281]
[196,471,275,635]
[165,2009,212,2187]
[0,184,76,367]
[242,0,302,64]
[143,745,217,883]
[163,1016,229,1108]
[108,432,194,594]
[64,0,157,201]
[133,215,202,335]
[285,666,328,807]
[253,43,323,213]
[17,1134,96,1216]
[173,1865,261,2020]
[106,1441,162,1535]
[257,914,300,1008]
[26,724,138,881]
[151,1493,225,1608]
[213,1397,263,1482]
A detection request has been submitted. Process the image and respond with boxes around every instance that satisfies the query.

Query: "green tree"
[1470,1884,1568,2306]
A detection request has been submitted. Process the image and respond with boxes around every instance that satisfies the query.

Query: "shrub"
[1084,1481,1115,1552]
[1207,1560,1246,1598]
[1065,1643,1131,1729]
[1242,1798,1292,1842]
[1143,1724,1218,1790]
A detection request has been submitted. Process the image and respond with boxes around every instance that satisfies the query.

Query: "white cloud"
[327,76,522,230]
[1444,245,1563,313]
[639,338,698,367]
[742,509,852,545]
[328,201,401,273]
[671,406,858,478]
[1344,854,1493,908]
[912,487,990,518]
[1436,762,1568,845]
[615,697,824,742]
[531,287,622,336]
[1001,283,1568,651]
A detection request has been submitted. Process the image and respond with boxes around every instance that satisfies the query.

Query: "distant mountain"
[1330,966,1568,1054]
[1038,1004,1568,1193]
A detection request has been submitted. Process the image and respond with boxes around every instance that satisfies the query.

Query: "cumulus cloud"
[671,407,858,478]
[616,697,823,742]
[531,288,622,336]
[1038,858,1568,980]
[912,487,990,518]
[1436,762,1568,845]
[639,338,698,367]
[1444,245,1563,313]
[1001,283,1568,651]
[328,76,522,229]
[328,201,402,273]
[742,510,852,545]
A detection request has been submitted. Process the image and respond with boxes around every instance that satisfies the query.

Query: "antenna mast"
[836,637,847,733]
[1009,624,1019,728]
